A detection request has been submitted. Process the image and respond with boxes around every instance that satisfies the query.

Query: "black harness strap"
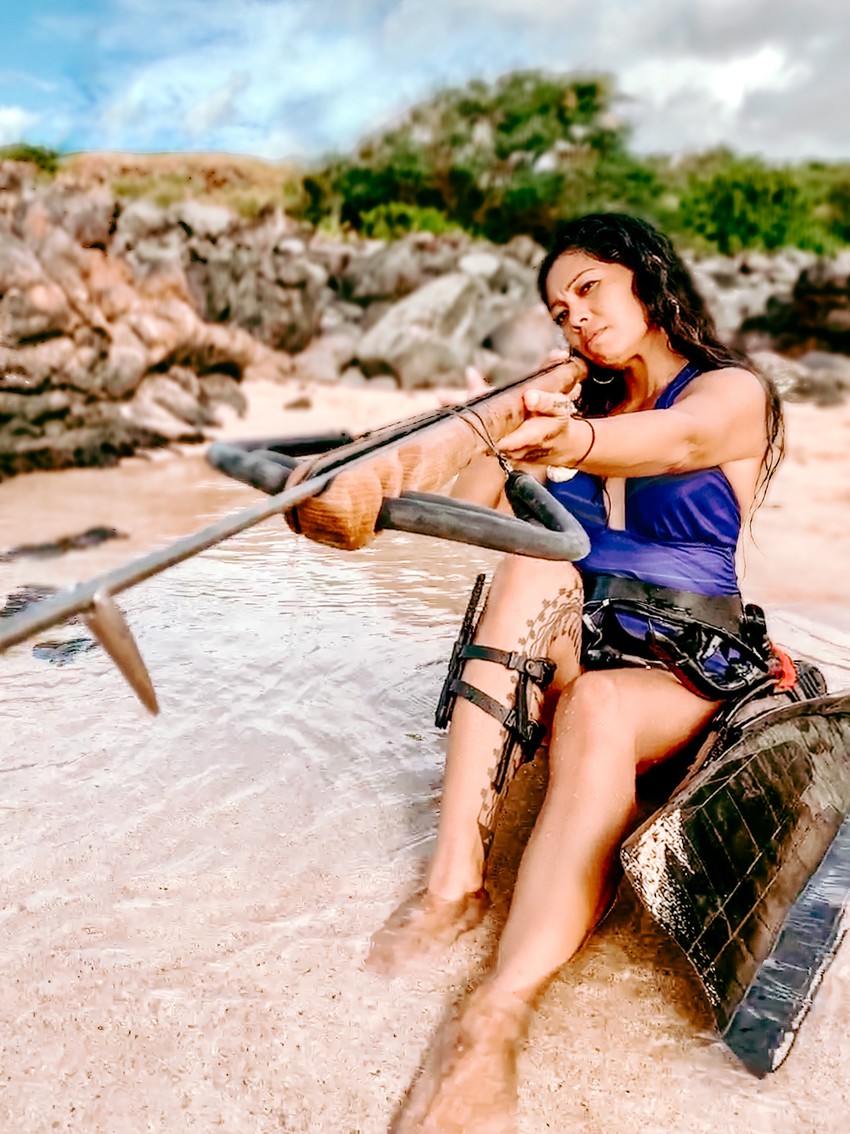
[435,585,556,794]
[460,644,555,685]
[581,573,777,700]
[583,573,745,633]
[445,645,555,792]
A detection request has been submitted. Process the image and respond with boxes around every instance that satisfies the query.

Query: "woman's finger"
[524,389,575,417]
[543,347,573,366]
[498,416,561,456]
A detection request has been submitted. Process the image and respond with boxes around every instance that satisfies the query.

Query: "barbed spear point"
[84,591,159,715]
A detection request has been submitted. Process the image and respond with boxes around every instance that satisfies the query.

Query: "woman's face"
[544,250,652,368]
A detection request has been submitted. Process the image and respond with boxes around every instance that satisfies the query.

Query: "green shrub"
[0,142,59,174]
[292,71,631,240]
[287,70,850,253]
[112,174,190,205]
[824,174,850,243]
[675,159,830,254]
[358,202,461,239]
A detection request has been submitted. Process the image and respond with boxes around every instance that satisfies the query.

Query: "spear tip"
[84,591,159,715]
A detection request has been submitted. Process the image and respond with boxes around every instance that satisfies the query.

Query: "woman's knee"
[548,671,636,782]
[492,554,581,597]
[557,670,624,725]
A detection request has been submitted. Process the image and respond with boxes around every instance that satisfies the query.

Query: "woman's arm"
[499,369,768,478]
[450,454,549,511]
[450,454,509,509]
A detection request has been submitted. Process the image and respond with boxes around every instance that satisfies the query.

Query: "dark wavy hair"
[537,212,784,502]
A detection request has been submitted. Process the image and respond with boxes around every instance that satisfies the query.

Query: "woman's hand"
[498,388,593,467]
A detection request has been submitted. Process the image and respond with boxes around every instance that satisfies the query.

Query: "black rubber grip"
[206,442,293,494]
[377,492,590,561]
[506,470,576,531]
[233,432,355,456]
[207,443,591,561]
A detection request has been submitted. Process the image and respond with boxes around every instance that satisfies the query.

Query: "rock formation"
[0,163,289,477]
[1,159,848,478]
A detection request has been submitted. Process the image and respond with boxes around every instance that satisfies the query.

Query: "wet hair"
[537,212,784,504]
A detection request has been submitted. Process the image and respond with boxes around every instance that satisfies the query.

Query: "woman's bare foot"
[390,982,532,1134]
[364,888,490,976]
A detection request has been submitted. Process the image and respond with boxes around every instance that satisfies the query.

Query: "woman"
[367,213,784,1133]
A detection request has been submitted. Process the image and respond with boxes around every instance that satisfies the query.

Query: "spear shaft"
[0,356,579,657]
[0,471,329,652]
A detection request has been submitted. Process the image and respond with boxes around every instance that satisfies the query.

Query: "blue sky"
[2,0,848,162]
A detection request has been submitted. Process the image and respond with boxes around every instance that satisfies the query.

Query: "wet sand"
[0,379,849,1133]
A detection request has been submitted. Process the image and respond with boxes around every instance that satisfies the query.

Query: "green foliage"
[675,158,830,254]
[822,170,850,244]
[358,202,461,239]
[112,174,190,208]
[287,69,850,254]
[108,160,300,218]
[0,142,59,174]
[293,71,633,240]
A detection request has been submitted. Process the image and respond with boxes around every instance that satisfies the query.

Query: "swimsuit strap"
[655,363,703,410]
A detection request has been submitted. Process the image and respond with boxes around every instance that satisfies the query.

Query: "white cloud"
[95,0,380,155]
[184,74,250,137]
[0,106,39,145]
[619,43,812,154]
[9,0,850,160]
[0,71,57,94]
[624,45,803,117]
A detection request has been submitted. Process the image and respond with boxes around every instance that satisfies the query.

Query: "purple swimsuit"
[546,364,742,597]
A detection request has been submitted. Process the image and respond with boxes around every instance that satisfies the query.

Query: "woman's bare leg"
[491,668,719,993]
[450,453,508,509]
[366,555,584,974]
[393,669,721,1133]
[426,558,582,898]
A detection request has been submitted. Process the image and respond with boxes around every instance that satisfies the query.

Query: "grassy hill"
[5,69,850,254]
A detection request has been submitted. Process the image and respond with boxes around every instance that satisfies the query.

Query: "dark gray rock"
[356,272,487,388]
[0,280,75,343]
[752,348,850,406]
[32,637,98,665]
[112,198,171,251]
[0,231,46,294]
[198,371,247,415]
[483,305,561,366]
[341,233,468,303]
[171,199,234,240]
[1,584,59,619]
[42,185,116,249]
[0,525,126,562]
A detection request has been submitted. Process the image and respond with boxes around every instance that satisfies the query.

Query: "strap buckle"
[507,653,555,687]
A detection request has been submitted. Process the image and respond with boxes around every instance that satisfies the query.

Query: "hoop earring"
[592,370,616,386]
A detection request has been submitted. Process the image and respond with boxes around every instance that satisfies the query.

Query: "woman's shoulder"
[677,365,767,410]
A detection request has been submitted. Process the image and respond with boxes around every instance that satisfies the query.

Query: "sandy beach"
[0,378,849,1134]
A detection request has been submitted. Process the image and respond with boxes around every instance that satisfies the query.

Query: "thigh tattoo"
[521,576,584,659]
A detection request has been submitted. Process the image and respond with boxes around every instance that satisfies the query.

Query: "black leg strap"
[459,644,555,687]
[450,678,510,726]
[434,572,555,794]
[445,643,555,791]
[449,675,548,791]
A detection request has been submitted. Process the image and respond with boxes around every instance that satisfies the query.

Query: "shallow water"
[1,454,849,1133]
